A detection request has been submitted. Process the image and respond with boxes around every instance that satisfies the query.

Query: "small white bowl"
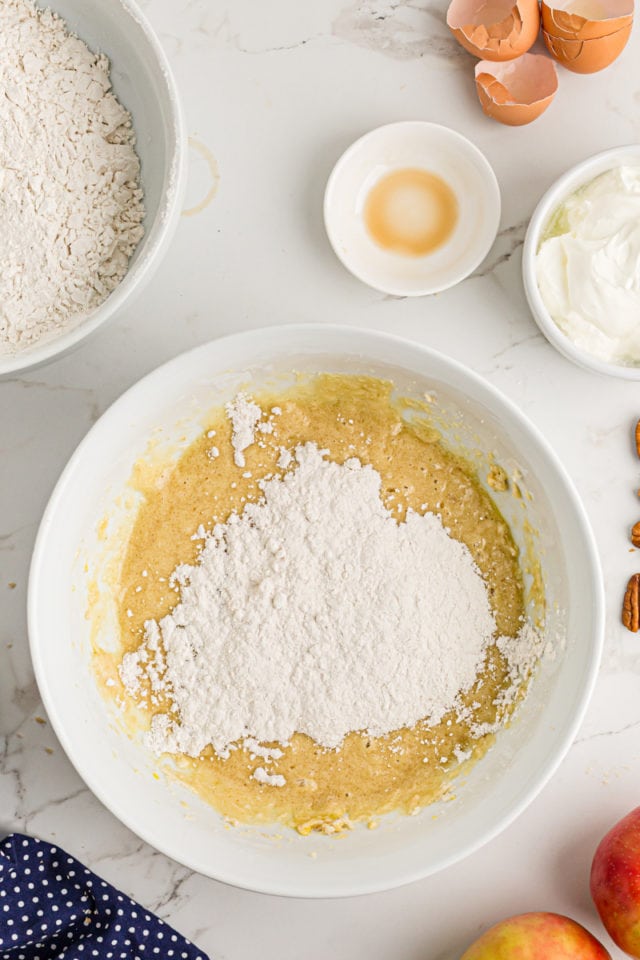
[324,122,501,297]
[0,0,187,379]
[29,325,603,897]
[523,144,640,381]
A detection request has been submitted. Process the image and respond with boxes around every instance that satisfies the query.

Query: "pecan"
[622,574,640,632]
[632,523,640,548]
[636,419,640,458]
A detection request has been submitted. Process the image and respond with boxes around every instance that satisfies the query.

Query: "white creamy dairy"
[536,165,640,364]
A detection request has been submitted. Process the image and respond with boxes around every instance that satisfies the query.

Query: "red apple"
[460,911,611,959]
[591,806,640,957]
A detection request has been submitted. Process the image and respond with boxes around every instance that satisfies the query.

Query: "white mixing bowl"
[28,325,604,897]
[0,0,186,378]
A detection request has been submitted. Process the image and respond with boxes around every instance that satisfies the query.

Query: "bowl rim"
[0,0,188,380]
[27,324,605,897]
[522,143,640,381]
[323,120,501,297]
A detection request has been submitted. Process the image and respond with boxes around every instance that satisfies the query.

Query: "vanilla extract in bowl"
[364,167,459,257]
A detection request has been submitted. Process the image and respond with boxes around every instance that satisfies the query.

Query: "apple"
[460,912,611,959]
[591,806,640,957]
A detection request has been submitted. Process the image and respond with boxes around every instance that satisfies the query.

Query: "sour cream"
[536,165,640,364]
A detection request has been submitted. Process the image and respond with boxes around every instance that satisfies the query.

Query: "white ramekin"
[324,122,501,297]
[522,144,640,381]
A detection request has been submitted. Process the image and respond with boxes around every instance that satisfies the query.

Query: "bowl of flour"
[0,0,186,377]
[28,325,605,897]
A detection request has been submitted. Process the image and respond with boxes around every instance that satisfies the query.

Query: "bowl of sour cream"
[523,145,640,380]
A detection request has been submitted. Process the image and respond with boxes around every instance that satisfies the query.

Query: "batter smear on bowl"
[101,375,544,834]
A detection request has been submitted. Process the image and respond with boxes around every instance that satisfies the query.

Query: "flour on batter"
[225,393,263,467]
[120,420,544,768]
[101,375,546,829]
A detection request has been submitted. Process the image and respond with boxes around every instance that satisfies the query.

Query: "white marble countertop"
[2,2,640,957]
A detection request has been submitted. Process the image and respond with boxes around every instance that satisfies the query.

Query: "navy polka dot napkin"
[0,834,208,960]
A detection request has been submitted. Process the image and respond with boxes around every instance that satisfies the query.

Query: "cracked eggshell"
[543,20,633,71]
[475,54,559,125]
[541,0,633,40]
[447,0,541,61]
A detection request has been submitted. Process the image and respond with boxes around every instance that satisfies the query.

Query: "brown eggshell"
[541,0,633,40]
[447,0,541,60]
[543,20,633,71]
[474,53,559,125]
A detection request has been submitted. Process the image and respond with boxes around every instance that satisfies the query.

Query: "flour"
[0,0,145,352]
[225,393,263,467]
[120,436,544,767]
[277,447,293,469]
[225,394,282,465]
[243,738,284,761]
[252,768,286,788]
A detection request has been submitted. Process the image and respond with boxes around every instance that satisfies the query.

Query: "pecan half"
[623,574,640,632]
[632,523,640,548]
[635,419,640,458]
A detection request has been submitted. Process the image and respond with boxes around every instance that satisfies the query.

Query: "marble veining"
[333,0,467,62]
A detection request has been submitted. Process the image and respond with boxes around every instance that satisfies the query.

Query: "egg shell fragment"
[543,20,632,71]
[475,54,559,125]
[447,0,541,60]
[541,0,633,40]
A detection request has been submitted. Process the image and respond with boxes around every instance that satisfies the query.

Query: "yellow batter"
[95,375,528,834]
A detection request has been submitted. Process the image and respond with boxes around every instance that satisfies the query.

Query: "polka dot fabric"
[0,834,208,960]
